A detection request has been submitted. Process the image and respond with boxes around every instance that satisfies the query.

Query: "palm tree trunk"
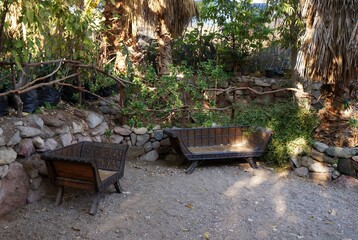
[156,19,172,76]
[0,0,9,53]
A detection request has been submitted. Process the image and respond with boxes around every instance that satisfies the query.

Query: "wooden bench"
[164,126,272,174]
[41,141,128,215]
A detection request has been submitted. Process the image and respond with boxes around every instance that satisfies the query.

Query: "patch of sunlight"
[273,193,287,216]
[342,106,354,118]
[272,181,287,217]
[287,137,307,156]
[224,170,268,197]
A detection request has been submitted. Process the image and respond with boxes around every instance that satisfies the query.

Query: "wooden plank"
[53,161,95,183]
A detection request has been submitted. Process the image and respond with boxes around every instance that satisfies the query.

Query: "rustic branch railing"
[0,59,133,117]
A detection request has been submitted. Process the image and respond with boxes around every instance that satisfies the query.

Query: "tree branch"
[204,86,311,97]
[67,62,133,86]
[0,73,80,97]
[58,82,122,110]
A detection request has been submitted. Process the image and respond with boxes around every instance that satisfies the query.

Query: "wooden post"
[76,67,82,105]
[119,85,124,108]
[231,89,236,122]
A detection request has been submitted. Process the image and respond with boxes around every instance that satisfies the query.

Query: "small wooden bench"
[41,141,128,215]
[164,126,272,174]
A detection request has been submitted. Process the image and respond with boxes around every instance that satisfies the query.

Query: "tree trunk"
[0,0,9,53]
[290,44,299,84]
[156,19,172,76]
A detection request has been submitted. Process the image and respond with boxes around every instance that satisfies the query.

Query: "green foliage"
[197,61,231,88]
[104,129,112,138]
[173,0,272,70]
[173,24,217,69]
[123,63,232,126]
[128,116,143,128]
[266,0,304,49]
[349,117,358,129]
[231,101,317,165]
[43,102,55,109]
[1,0,104,63]
[191,109,230,127]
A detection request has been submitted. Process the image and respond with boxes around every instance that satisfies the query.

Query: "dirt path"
[0,158,357,240]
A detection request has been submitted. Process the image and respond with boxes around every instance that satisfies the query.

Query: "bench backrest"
[42,142,129,191]
[165,126,272,154]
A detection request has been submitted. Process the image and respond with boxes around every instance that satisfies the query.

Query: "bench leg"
[185,161,203,174]
[90,193,102,215]
[55,186,64,206]
[247,158,258,169]
[114,180,124,193]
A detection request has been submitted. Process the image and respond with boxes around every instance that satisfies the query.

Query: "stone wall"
[0,76,357,215]
[236,76,293,105]
[0,109,171,215]
[292,141,358,184]
[213,76,294,107]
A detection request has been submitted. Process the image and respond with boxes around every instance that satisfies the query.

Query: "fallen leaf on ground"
[71,226,81,231]
[185,203,193,209]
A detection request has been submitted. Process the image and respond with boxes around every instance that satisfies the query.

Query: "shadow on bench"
[41,141,128,215]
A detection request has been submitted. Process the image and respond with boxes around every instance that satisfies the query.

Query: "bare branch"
[204,86,311,97]
[27,59,64,86]
[0,73,79,97]
[59,82,122,110]
[68,62,133,86]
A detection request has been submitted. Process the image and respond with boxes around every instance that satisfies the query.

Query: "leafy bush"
[173,0,272,71]
[123,63,232,127]
[149,93,316,165]
[231,101,317,165]
[189,100,317,166]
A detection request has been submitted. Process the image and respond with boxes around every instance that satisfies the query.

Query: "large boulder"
[0,162,29,215]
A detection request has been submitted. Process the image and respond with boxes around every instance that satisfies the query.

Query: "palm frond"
[297,0,358,84]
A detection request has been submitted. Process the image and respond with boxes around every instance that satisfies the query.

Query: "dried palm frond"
[297,0,358,84]
[102,0,198,74]
[104,0,198,41]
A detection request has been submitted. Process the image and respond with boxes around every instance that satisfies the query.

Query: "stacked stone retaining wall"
[0,109,171,215]
[1,76,357,216]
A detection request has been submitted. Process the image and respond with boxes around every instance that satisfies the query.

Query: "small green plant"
[43,102,55,109]
[34,107,43,114]
[71,93,79,102]
[128,116,143,128]
[147,124,155,131]
[349,117,358,129]
[104,129,112,138]
[75,103,85,109]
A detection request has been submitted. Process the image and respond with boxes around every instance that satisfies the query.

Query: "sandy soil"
[0,158,358,240]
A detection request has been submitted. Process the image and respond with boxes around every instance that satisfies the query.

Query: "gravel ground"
[0,158,357,240]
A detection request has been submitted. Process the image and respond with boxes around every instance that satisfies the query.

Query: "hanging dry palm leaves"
[297,0,358,85]
[297,0,358,147]
[103,0,198,75]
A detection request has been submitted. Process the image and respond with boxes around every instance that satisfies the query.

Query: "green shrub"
[123,63,232,126]
[176,99,317,166]
[231,101,317,166]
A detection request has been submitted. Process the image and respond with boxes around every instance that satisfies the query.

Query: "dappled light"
[224,169,268,197]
